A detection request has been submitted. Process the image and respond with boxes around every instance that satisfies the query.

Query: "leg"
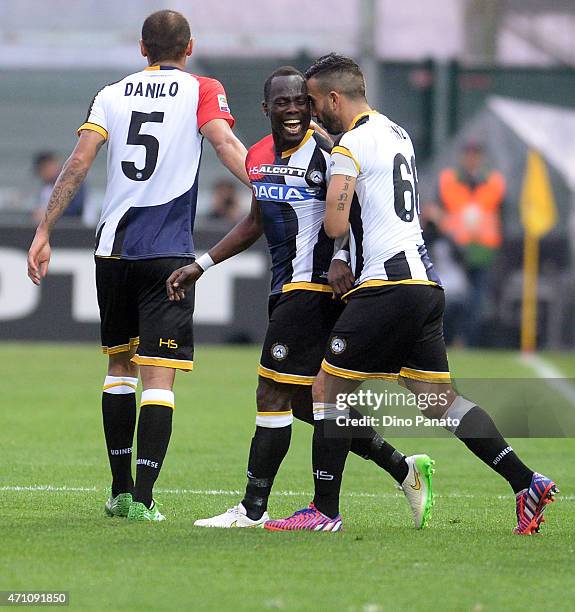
[132,364,176,509]
[195,377,296,528]
[128,257,194,517]
[96,257,140,514]
[102,351,138,499]
[402,284,558,532]
[402,283,534,494]
[291,384,408,483]
[310,369,360,519]
[404,376,558,533]
[265,286,438,531]
[404,377,534,494]
[240,377,295,520]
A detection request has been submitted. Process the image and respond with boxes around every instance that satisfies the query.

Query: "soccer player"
[167,67,434,531]
[27,10,248,521]
[266,54,558,534]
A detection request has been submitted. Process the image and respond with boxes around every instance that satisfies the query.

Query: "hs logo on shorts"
[330,337,346,354]
[159,338,178,349]
[271,343,288,361]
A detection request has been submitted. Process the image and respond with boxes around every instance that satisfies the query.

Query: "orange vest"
[439,168,505,249]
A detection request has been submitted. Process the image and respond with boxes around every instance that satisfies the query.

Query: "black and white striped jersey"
[246,129,337,295]
[330,111,441,292]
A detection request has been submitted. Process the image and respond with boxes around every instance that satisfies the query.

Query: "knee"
[108,352,138,378]
[256,378,291,412]
[419,402,446,419]
[311,373,326,404]
[417,386,457,419]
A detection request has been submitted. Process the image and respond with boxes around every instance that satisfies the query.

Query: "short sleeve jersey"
[79,66,234,259]
[246,129,336,295]
[330,111,440,288]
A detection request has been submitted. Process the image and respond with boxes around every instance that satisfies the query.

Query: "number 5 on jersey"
[122,111,164,181]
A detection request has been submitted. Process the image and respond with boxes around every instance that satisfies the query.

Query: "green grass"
[1,344,574,611]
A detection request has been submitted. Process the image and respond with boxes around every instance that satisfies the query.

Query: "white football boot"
[400,454,435,529]
[194,503,269,528]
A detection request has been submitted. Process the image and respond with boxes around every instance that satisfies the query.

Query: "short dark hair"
[263,66,305,103]
[305,53,366,100]
[141,10,191,64]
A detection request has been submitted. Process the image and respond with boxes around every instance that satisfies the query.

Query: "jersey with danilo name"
[79,66,234,259]
[246,129,336,295]
[330,111,440,289]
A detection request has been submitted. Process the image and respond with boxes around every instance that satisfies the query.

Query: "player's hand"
[27,228,52,286]
[328,259,354,299]
[166,262,204,301]
[310,120,333,144]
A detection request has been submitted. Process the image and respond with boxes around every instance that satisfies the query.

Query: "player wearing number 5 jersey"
[27,10,249,522]
[268,54,558,534]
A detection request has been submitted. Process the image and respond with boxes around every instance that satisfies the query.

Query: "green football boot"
[127,500,166,522]
[104,492,133,518]
[399,454,435,529]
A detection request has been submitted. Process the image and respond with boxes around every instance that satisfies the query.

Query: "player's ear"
[261,100,269,117]
[186,39,193,57]
[139,40,148,58]
[329,91,339,109]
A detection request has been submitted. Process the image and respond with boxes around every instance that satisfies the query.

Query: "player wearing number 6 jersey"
[267,53,558,534]
[167,67,435,531]
[27,10,249,522]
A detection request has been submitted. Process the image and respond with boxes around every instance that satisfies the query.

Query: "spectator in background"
[437,140,506,346]
[33,151,86,223]
[207,178,242,224]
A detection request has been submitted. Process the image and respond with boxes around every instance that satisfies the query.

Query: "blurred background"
[1,0,575,349]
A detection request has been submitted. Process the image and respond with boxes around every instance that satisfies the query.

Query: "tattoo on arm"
[43,161,89,231]
[336,176,353,211]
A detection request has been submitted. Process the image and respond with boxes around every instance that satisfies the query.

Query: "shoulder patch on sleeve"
[217,93,230,113]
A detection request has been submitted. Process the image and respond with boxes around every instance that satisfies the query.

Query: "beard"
[319,110,344,135]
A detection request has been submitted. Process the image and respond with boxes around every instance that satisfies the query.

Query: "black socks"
[241,411,293,520]
[102,376,138,497]
[133,389,175,508]
[448,400,534,494]
[311,404,352,519]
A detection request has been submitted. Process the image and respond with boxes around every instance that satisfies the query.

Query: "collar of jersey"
[347,110,379,131]
[280,129,314,159]
[144,65,181,71]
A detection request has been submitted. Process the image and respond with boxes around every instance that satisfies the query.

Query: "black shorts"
[322,284,450,383]
[95,257,195,371]
[258,289,345,385]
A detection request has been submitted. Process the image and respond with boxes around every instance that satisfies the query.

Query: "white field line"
[518,353,575,406]
[0,485,572,501]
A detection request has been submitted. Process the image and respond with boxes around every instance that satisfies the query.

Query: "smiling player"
[167,67,435,530]
[266,53,558,534]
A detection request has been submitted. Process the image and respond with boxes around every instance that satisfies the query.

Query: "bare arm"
[166,195,263,301]
[208,195,263,263]
[27,130,105,285]
[328,235,354,298]
[324,174,357,239]
[201,118,250,187]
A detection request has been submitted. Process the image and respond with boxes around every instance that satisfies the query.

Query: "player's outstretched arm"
[201,118,251,187]
[324,174,357,239]
[27,130,105,285]
[166,195,263,301]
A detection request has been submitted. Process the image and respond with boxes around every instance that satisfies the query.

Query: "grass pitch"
[1,344,574,611]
